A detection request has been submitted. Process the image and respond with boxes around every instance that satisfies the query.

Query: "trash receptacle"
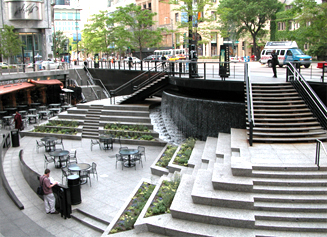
[11,129,20,147]
[67,175,81,205]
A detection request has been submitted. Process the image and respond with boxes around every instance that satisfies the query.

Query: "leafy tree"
[82,11,113,56]
[278,0,327,58]
[0,25,24,63]
[169,0,215,55]
[217,0,282,58]
[52,31,68,58]
[111,4,164,60]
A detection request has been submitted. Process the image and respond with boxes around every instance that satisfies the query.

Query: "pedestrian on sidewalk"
[39,169,59,214]
[14,111,22,130]
[271,50,278,78]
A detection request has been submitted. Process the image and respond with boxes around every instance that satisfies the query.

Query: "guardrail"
[245,63,254,146]
[0,62,70,75]
[315,139,327,170]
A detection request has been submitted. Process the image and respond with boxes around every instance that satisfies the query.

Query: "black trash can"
[67,175,81,205]
[11,129,20,147]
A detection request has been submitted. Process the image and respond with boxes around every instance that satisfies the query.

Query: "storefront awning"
[30,79,63,87]
[0,82,35,95]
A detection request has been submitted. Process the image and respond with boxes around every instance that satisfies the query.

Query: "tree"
[111,4,164,60]
[217,0,282,58]
[53,31,68,58]
[0,25,24,63]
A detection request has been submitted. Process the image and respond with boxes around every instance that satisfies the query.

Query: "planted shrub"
[104,131,154,141]
[47,120,78,127]
[104,123,149,132]
[156,145,178,168]
[33,127,77,135]
[109,182,155,234]
[173,137,196,166]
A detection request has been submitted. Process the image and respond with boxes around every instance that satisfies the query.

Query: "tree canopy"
[217,0,282,57]
[53,31,69,58]
[0,25,24,63]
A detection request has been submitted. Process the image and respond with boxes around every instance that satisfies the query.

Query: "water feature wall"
[161,91,246,140]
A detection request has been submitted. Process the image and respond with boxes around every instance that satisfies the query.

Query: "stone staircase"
[136,129,327,236]
[82,104,103,139]
[247,82,327,143]
[71,209,110,233]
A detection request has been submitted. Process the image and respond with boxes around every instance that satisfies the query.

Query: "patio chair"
[137,146,146,161]
[61,167,72,184]
[132,153,143,170]
[91,139,101,151]
[55,137,64,150]
[68,149,78,164]
[119,146,128,151]
[44,154,55,169]
[80,170,91,187]
[115,154,125,170]
[36,140,45,153]
[89,162,98,180]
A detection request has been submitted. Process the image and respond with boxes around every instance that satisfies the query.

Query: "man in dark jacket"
[271,50,278,78]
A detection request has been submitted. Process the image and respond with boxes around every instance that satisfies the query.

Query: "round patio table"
[41,136,58,152]
[119,149,139,167]
[99,135,114,150]
[68,163,91,184]
[49,150,69,168]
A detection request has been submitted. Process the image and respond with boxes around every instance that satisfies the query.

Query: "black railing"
[287,62,327,130]
[244,63,254,146]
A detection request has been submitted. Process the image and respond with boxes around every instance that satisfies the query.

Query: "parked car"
[143,55,161,61]
[42,60,61,70]
[168,55,186,61]
[317,61,327,72]
[0,62,17,69]
[123,57,141,65]
[27,61,43,68]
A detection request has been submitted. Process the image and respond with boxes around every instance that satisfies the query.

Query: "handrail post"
[315,140,321,170]
[249,121,253,146]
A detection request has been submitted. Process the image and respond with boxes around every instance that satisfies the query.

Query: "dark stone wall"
[162,91,246,140]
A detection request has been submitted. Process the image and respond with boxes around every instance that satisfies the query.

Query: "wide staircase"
[247,82,327,143]
[137,129,327,236]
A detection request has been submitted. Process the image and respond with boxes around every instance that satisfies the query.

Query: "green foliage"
[145,179,180,217]
[104,130,154,141]
[52,31,69,56]
[173,137,196,166]
[217,0,283,57]
[109,182,155,234]
[0,25,24,62]
[156,145,178,168]
[104,123,149,132]
[32,127,77,135]
[46,120,78,127]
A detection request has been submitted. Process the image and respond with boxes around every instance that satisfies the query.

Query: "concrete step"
[254,201,327,212]
[170,174,255,228]
[253,193,327,203]
[100,115,151,123]
[250,108,310,113]
[251,126,323,132]
[255,211,327,222]
[252,92,298,96]
[101,110,150,117]
[253,104,307,109]
[252,96,301,100]
[253,178,327,186]
[253,185,327,195]
[201,137,218,170]
[252,100,304,104]
[254,112,313,117]
[252,165,320,171]
[103,104,149,112]
[216,133,231,159]
[255,219,327,232]
[187,141,206,170]
[252,130,327,137]
[71,208,109,233]
[252,170,327,179]
[253,121,320,127]
[252,135,327,143]
[254,117,317,122]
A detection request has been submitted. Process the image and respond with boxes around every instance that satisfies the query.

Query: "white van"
[259,41,312,68]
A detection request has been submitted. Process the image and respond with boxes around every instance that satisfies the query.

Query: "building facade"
[0,0,54,63]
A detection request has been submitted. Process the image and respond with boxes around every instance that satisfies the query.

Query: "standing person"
[128,55,133,69]
[161,54,167,69]
[40,169,59,214]
[271,50,278,78]
[14,111,22,130]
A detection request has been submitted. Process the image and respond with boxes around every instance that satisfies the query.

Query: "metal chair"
[137,146,146,161]
[68,149,77,164]
[132,153,143,170]
[80,170,91,187]
[61,167,72,184]
[115,154,125,170]
[36,140,45,153]
[44,154,55,169]
[55,137,64,150]
[89,162,98,180]
[91,139,101,150]
[119,146,128,151]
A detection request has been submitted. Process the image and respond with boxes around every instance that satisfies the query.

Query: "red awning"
[30,79,63,87]
[0,82,35,95]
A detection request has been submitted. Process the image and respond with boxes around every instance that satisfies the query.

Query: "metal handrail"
[287,62,327,129]
[86,80,99,100]
[84,66,110,99]
[245,62,254,146]
[315,139,327,170]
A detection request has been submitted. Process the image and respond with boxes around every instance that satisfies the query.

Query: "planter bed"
[102,129,159,139]
[99,121,153,130]
[151,144,178,176]
[20,131,82,140]
[33,125,83,133]
[103,179,155,235]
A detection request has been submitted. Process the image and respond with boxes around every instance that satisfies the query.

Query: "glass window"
[54,13,61,20]
[175,13,179,22]
[62,12,67,20]
[75,12,80,20]
[68,12,73,20]
[280,50,285,56]
[34,35,39,50]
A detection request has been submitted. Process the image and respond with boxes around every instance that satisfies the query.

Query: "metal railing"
[0,62,69,75]
[315,139,327,170]
[287,62,327,130]
[245,63,255,146]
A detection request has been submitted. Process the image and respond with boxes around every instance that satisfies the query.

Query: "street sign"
[72,42,77,44]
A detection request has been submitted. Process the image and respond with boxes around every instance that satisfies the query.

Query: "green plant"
[109,182,155,234]
[156,145,178,168]
[104,123,149,132]
[47,120,78,127]
[32,127,77,135]
[173,138,196,166]
[145,178,180,218]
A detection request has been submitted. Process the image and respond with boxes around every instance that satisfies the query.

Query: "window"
[75,12,80,20]
[143,4,146,9]
[280,50,285,56]
[175,13,179,22]
[211,11,216,21]
[62,12,67,20]
[148,3,151,9]
[68,12,73,20]
[54,13,61,20]
[287,50,292,56]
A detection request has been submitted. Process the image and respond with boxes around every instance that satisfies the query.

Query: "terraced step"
[252,136,327,142]
[254,201,327,212]
[252,121,320,127]
[252,92,298,96]
[249,108,310,113]
[252,100,304,104]
[253,193,327,203]
[252,96,301,101]
[253,185,327,194]
[255,211,327,222]
[253,112,313,117]
[252,130,327,137]
[100,115,151,123]
[253,178,327,186]
[250,126,323,132]
[101,110,149,117]
[255,219,327,232]
[252,170,327,179]
[253,104,307,109]
[71,209,110,233]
